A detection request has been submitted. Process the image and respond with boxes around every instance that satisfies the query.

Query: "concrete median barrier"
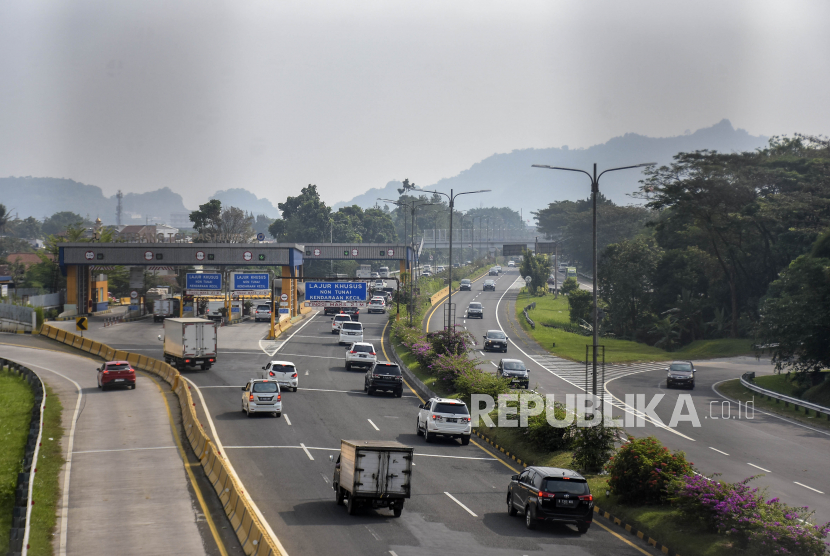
[38,324,285,556]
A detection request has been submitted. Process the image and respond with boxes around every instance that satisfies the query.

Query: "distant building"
[116,224,179,242]
[170,212,192,229]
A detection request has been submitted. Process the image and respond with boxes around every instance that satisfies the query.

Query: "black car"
[488,268,498,276]
[459,279,472,291]
[467,302,483,318]
[666,360,696,389]
[364,361,403,397]
[507,467,593,533]
[498,359,529,389]
[341,306,360,321]
[483,280,496,291]
[483,330,508,352]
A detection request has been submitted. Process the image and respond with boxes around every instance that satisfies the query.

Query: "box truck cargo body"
[161,318,218,370]
[332,440,413,516]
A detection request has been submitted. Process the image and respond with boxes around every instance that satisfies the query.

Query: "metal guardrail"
[740,372,830,417]
[523,303,535,329]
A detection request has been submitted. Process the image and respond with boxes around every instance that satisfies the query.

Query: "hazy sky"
[2,0,828,209]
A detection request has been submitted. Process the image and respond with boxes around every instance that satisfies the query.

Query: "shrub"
[454,367,511,403]
[429,352,481,386]
[561,277,579,295]
[605,436,693,503]
[426,327,477,356]
[524,404,573,452]
[568,289,592,324]
[571,421,619,473]
[673,474,830,553]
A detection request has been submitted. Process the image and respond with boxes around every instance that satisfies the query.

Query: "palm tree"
[650,315,681,351]
[0,204,8,233]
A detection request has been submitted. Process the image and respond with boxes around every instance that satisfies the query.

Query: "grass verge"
[476,422,733,555]
[715,378,830,432]
[0,368,34,554]
[516,291,754,363]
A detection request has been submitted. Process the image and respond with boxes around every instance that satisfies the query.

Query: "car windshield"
[107,363,131,370]
[269,364,295,372]
[433,402,470,415]
[252,382,278,393]
[469,303,482,309]
[374,365,401,375]
[342,323,362,331]
[461,279,470,284]
[370,299,383,304]
[670,363,693,372]
[485,281,494,285]
[334,316,351,321]
[503,361,526,371]
[487,331,506,339]
[257,305,270,310]
[353,344,374,353]
[542,477,589,495]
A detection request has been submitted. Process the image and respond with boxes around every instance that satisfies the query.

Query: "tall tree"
[189,199,223,236]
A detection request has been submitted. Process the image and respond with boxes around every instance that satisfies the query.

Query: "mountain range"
[1,120,768,227]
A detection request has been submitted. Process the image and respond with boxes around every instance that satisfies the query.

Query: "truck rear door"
[205,323,217,357]
[383,451,410,496]
[353,450,382,495]
[183,323,197,357]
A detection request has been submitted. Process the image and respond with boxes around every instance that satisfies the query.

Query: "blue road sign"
[305,281,367,302]
[185,273,222,291]
[256,232,265,241]
[278,308,290,314]
[231,272,270,291]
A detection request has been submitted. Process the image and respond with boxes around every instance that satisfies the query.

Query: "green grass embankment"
[28,381,63,556]
[516,291,753,363]
[0,368,34,554]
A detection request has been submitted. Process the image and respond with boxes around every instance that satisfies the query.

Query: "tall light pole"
[380,198,436,325]
[531,162,655,402]
[472,215,484,259]
[423,189,490,338]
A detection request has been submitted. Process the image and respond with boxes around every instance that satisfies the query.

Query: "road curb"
[472,430,530,467]
[592,504,681,556]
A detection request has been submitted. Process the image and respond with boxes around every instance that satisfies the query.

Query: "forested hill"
[334,120,768,215]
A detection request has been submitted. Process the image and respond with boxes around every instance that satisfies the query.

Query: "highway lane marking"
[258,314,318,356]
[268,352,343,360]
[709,447,730,456]
[380,320,424,403]
[793,482,824,494]
[490,361,497,367]
[73,446,176,454]
[368,419,380,431]
[591,520,653,556]
[365,526,380,541]
[444,492,477,517]
[415,454,496,461]
[470,440,519,473]
[284,415,292,426]
[748,463,771,473]
[193,385,415,397]
[300,443,315,460]
[183,377,291,556]
[493,277,696,441]
[389,551,399,556]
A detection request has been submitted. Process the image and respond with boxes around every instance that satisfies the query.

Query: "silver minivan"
[339,321,364,345]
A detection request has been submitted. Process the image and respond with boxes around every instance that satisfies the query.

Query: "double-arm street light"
[531,162,655,403]
[379,197,436,325]
[422,188,490,336]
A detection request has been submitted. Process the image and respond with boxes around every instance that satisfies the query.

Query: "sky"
[1,0,829,209]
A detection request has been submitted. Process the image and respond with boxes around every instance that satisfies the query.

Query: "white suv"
[367,297,386,314]
[254,304,271,322]
[345,342,377,370]
[331,314,352,334]
[241,379,282,418]
[338,321,364,345]
[416,398,471,445]
[262,360,298,392]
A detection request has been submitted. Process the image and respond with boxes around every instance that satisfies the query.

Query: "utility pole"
[116,190,123,227]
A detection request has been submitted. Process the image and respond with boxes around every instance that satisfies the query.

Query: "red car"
[97,360,136,390]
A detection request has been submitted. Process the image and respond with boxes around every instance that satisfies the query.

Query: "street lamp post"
[531,162,655,403]
[423,189,490,337]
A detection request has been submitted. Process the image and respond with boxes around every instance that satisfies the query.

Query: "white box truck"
[331,440,413,517]
[355,264,372,279]
[153,298,181,322]
[159,318,218,370]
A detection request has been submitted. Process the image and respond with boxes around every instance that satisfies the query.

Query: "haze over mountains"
[1,120,767,227]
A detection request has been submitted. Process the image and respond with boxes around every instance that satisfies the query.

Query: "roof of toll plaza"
[58,242,414,269]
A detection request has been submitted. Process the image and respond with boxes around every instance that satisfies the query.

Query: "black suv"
[666,360,695,389]
[483,330,508,352]
[507,467,593,533]
[459,279,472,291]
[364,361,403,397]
[498,359,529,389]
[483,280,496,291]
[341,306,360,321]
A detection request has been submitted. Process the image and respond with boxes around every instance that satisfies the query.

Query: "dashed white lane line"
[368,419,380,431]
[479,351,485,356]
[490,361,497,367]
[417,454,495,461]
[748,463,771,473]
[365,526,380,540]
[709,447,729,456]
[284,415,292,426]
[793,482,824,494]
[444,492,478,517]
[389,551,399,556]
[300,443,315,460]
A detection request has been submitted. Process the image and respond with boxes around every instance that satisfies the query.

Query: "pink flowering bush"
[673,474,829,553]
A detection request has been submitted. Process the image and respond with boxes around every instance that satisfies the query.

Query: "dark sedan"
[483,330,508,352]
[483,280,496,291]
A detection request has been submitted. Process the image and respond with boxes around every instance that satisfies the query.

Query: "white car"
[338,321,364,345]
[373,279,386,289]
[415,398,471,445]
[262,360,298,392]
[254,304,271,322]
[508,260,515,267]
[241,378,282,418]
[331,314,352,334]
[495,265,502,273]
[345,342,377,370]
[371,272,381,279]
[436,266,445,273]
[368,297,386,314]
